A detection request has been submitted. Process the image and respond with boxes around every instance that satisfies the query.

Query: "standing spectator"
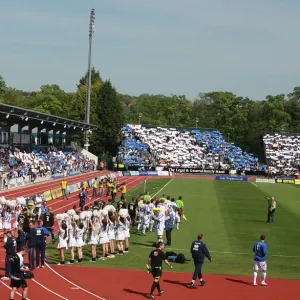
[1,230,16,280]
[15,223,26,252]
[111,182,117,204]
[61,178,68,200]
[43,207,55,243]
[189,233,212,289]
[165,208,175,246]
[9,247,29,300]
[40,201,47,221]
[120,183,127,201]
[92,177,98,197]
[25,222,37,270]
[128,198,137,227]
[266,197,276,223]
[99,179,104,199]
[79,188,88,211]
[35,220,50,268]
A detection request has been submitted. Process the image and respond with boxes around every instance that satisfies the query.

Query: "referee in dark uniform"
[189,233,212,289]
[147,242,173,299]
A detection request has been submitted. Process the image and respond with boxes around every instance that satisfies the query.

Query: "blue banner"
[69,171,80,176]
[215,176,248,181]
[139,171,158,176]
[123,171,131,176]
[52,173,64,179]
[130,171,139,176]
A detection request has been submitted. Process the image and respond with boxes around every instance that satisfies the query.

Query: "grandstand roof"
[0,103,97,132]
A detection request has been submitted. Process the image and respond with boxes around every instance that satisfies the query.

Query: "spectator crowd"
[119,125,265,172]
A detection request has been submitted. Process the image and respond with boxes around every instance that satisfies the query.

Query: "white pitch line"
[151,177,174,199]
[1,280,31,299]
[32,279,68,299]
[45,263,106,300]
[133,245,300,258]
[251,182,258,187]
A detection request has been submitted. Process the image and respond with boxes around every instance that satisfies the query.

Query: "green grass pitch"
[46,178,300,279]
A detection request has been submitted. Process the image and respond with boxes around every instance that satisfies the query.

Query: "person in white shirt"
[98,217,109,260]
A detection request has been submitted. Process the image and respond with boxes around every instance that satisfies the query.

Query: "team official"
[147,242,173,299]
[61,178,68,200]
[9,246,29,300]
[43,207,55,243]
[2,230,16,280]
[35,220,50,268]
[25,222,37,270]
[253,235,268,286]
[189,233,212,288]
[266,197,276,223]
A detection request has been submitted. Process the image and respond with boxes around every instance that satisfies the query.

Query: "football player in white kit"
[152,208,165,243]
[137,200,150,235]
[148,199,155,232]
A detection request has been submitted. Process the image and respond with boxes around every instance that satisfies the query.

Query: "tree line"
[1,70,300,160]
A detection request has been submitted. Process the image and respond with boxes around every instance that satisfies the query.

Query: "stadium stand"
[0,147,96,178]
[263,133,300,174]
[120,125,265,171]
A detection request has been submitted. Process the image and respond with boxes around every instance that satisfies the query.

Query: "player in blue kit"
[253,235,268,286]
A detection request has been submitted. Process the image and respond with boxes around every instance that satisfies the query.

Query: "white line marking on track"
[71,287,80,289]
[32,279,68,299]
[1,280,31,299]
[251,182,258,187]
[151,177,174,198]
[45,263,106,300]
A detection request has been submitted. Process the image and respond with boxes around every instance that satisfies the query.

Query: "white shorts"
[155,228,164,236]
[254,260,267,272]
[116,234,125,241]
[57,240,68,249]
[99,236,109,244]
[76,239,84,248]
[108,232,115,240]
[125,230,130,238]
[68,237,77,248]
[89,238,98,245]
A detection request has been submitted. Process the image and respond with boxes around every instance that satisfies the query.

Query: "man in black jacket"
[9,246,29,300]
[189,233,212,289]
[1,231,16,280]
[43,207,55,243]
[25,222,37,270]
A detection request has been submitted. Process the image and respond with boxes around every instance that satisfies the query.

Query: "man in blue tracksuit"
[35,220,50,268]
[253,235,268,286]
[79,188,88,211]
[1,231,16,280]
[189,233,212,289]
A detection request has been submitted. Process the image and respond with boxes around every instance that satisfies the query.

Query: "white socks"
[253,271,258,284]
[262,272,267,282]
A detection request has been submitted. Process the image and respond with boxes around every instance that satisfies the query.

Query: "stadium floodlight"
[41,120,44,124]
[84,8,95,151]
[64,125,66,128]
[138,114,142,125]
[25,117,28,121]
[73,126,76,129]
[6,114,9,118]
[53,123,56,126]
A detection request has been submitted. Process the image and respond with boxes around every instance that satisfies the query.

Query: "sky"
[0,0,300,100]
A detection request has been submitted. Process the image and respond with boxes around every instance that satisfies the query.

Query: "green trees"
[1,71,300,159]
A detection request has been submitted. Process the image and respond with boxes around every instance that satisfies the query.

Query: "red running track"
[0,173,146,299]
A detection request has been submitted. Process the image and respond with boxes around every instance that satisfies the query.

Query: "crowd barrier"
[4,173,52,190]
